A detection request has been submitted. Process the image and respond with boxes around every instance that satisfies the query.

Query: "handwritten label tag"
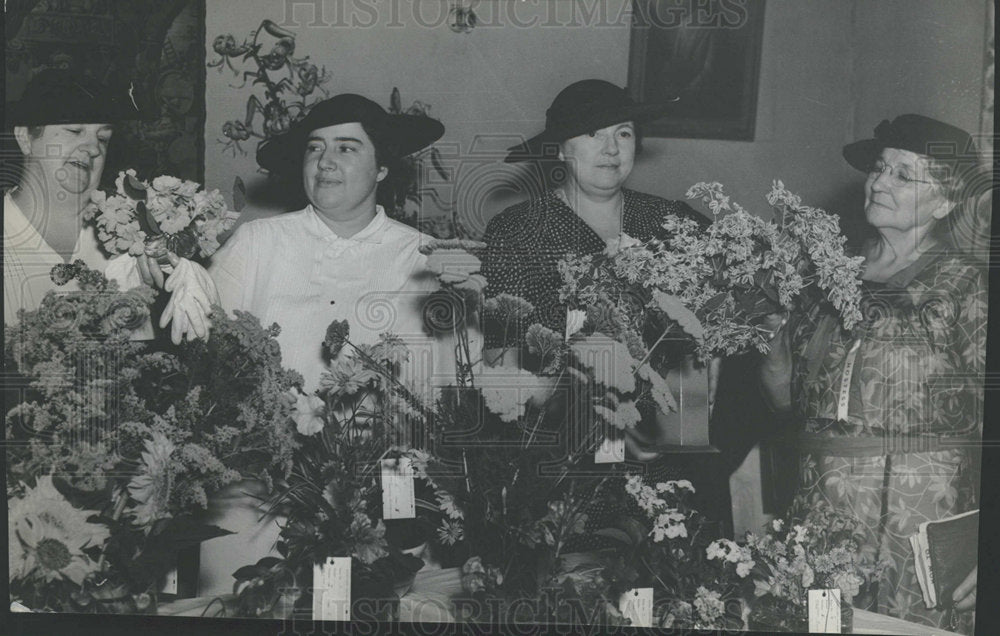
[836,339,862,422]
[313,557,351,621]
[595,436,625,463]
[381,457,416,519]
[159,566,178,595]
[808,588,841,633]
[619,587,653,627]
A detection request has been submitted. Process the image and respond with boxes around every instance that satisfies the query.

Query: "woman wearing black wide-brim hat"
[759,114,986,634]
[211,93,445,393]
[4,69,217,345]
[479,79,716,542]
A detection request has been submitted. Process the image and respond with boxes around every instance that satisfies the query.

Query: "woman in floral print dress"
[760,115,987,634]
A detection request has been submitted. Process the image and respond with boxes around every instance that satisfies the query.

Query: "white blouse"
[210,205,448,392]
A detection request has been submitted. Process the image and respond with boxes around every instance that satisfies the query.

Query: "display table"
[158,564,965,635]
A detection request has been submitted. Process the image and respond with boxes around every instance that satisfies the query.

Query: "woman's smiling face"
[864,147,952,236]
[21,123,113,200]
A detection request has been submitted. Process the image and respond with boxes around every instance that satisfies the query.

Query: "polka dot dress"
[479,187,710,549]
[480,188,707,348]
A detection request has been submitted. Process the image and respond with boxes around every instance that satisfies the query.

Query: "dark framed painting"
[628,0,766,140]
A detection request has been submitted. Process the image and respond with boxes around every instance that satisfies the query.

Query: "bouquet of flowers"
[6,264,301,613]
[84,170,238,263]
[409,242,630,626]
[709,496,887,632]
[560,181,865,363]
[597,474,747,630]
[230,321,444,619]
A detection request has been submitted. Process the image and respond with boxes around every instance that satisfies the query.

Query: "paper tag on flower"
[619,588,653,627]
[595,436,625,463]
[381,457,416,519]
[159,566,178,594]
[808,588,841,633]
[312,557,351,621]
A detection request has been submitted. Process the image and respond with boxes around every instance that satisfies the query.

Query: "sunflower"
[127,432,176,527]
[8,476,109,585]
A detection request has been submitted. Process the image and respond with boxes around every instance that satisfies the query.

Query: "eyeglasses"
[867,160,936,188]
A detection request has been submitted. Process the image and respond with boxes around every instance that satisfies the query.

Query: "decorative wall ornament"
[209,19,330,156]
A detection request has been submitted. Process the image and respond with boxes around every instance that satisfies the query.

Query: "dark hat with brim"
[504,79,677,163]
[256,94,444,178]
[843,114,980,180]
[5,69,141,127]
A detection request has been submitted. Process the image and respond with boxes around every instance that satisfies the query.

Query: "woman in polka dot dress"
[479,80,710,547]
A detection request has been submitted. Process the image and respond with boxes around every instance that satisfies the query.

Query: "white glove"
[160,256,221,344]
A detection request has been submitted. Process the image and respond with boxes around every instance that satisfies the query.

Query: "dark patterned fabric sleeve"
[480,208,528,349]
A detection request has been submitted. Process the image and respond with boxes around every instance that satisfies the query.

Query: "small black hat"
[5,69,140,127]
[504,79,677,163]
[256,94,445,178]
[842,114,980,183]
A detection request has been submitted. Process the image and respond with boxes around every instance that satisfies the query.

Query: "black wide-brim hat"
[5,69,141,127]
[842,114,980,181]
[504,79,678,163]
[256,94,445,178]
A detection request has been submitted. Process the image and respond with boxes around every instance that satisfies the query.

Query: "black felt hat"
[843,114,980,180]
[256,94,445,178]
[5,69,141,127]
[504,79,677,163]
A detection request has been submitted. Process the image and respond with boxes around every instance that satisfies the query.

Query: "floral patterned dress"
[788,251,987,634]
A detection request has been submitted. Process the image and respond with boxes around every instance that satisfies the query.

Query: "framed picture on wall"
[628,0,766,140]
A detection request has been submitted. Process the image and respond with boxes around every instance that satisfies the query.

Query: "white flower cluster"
[706,538,755,578]
[625,474,696,542]
[85,170,239,259]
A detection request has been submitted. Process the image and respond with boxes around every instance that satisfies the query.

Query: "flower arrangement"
[600,477,885,631]
[84,170,238,261]
[559,181,864,363]
[717,496,887,631]
[407,243,630,626]
[229,321,443,619]
[6,264,301,613]
[596,475,746,630]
